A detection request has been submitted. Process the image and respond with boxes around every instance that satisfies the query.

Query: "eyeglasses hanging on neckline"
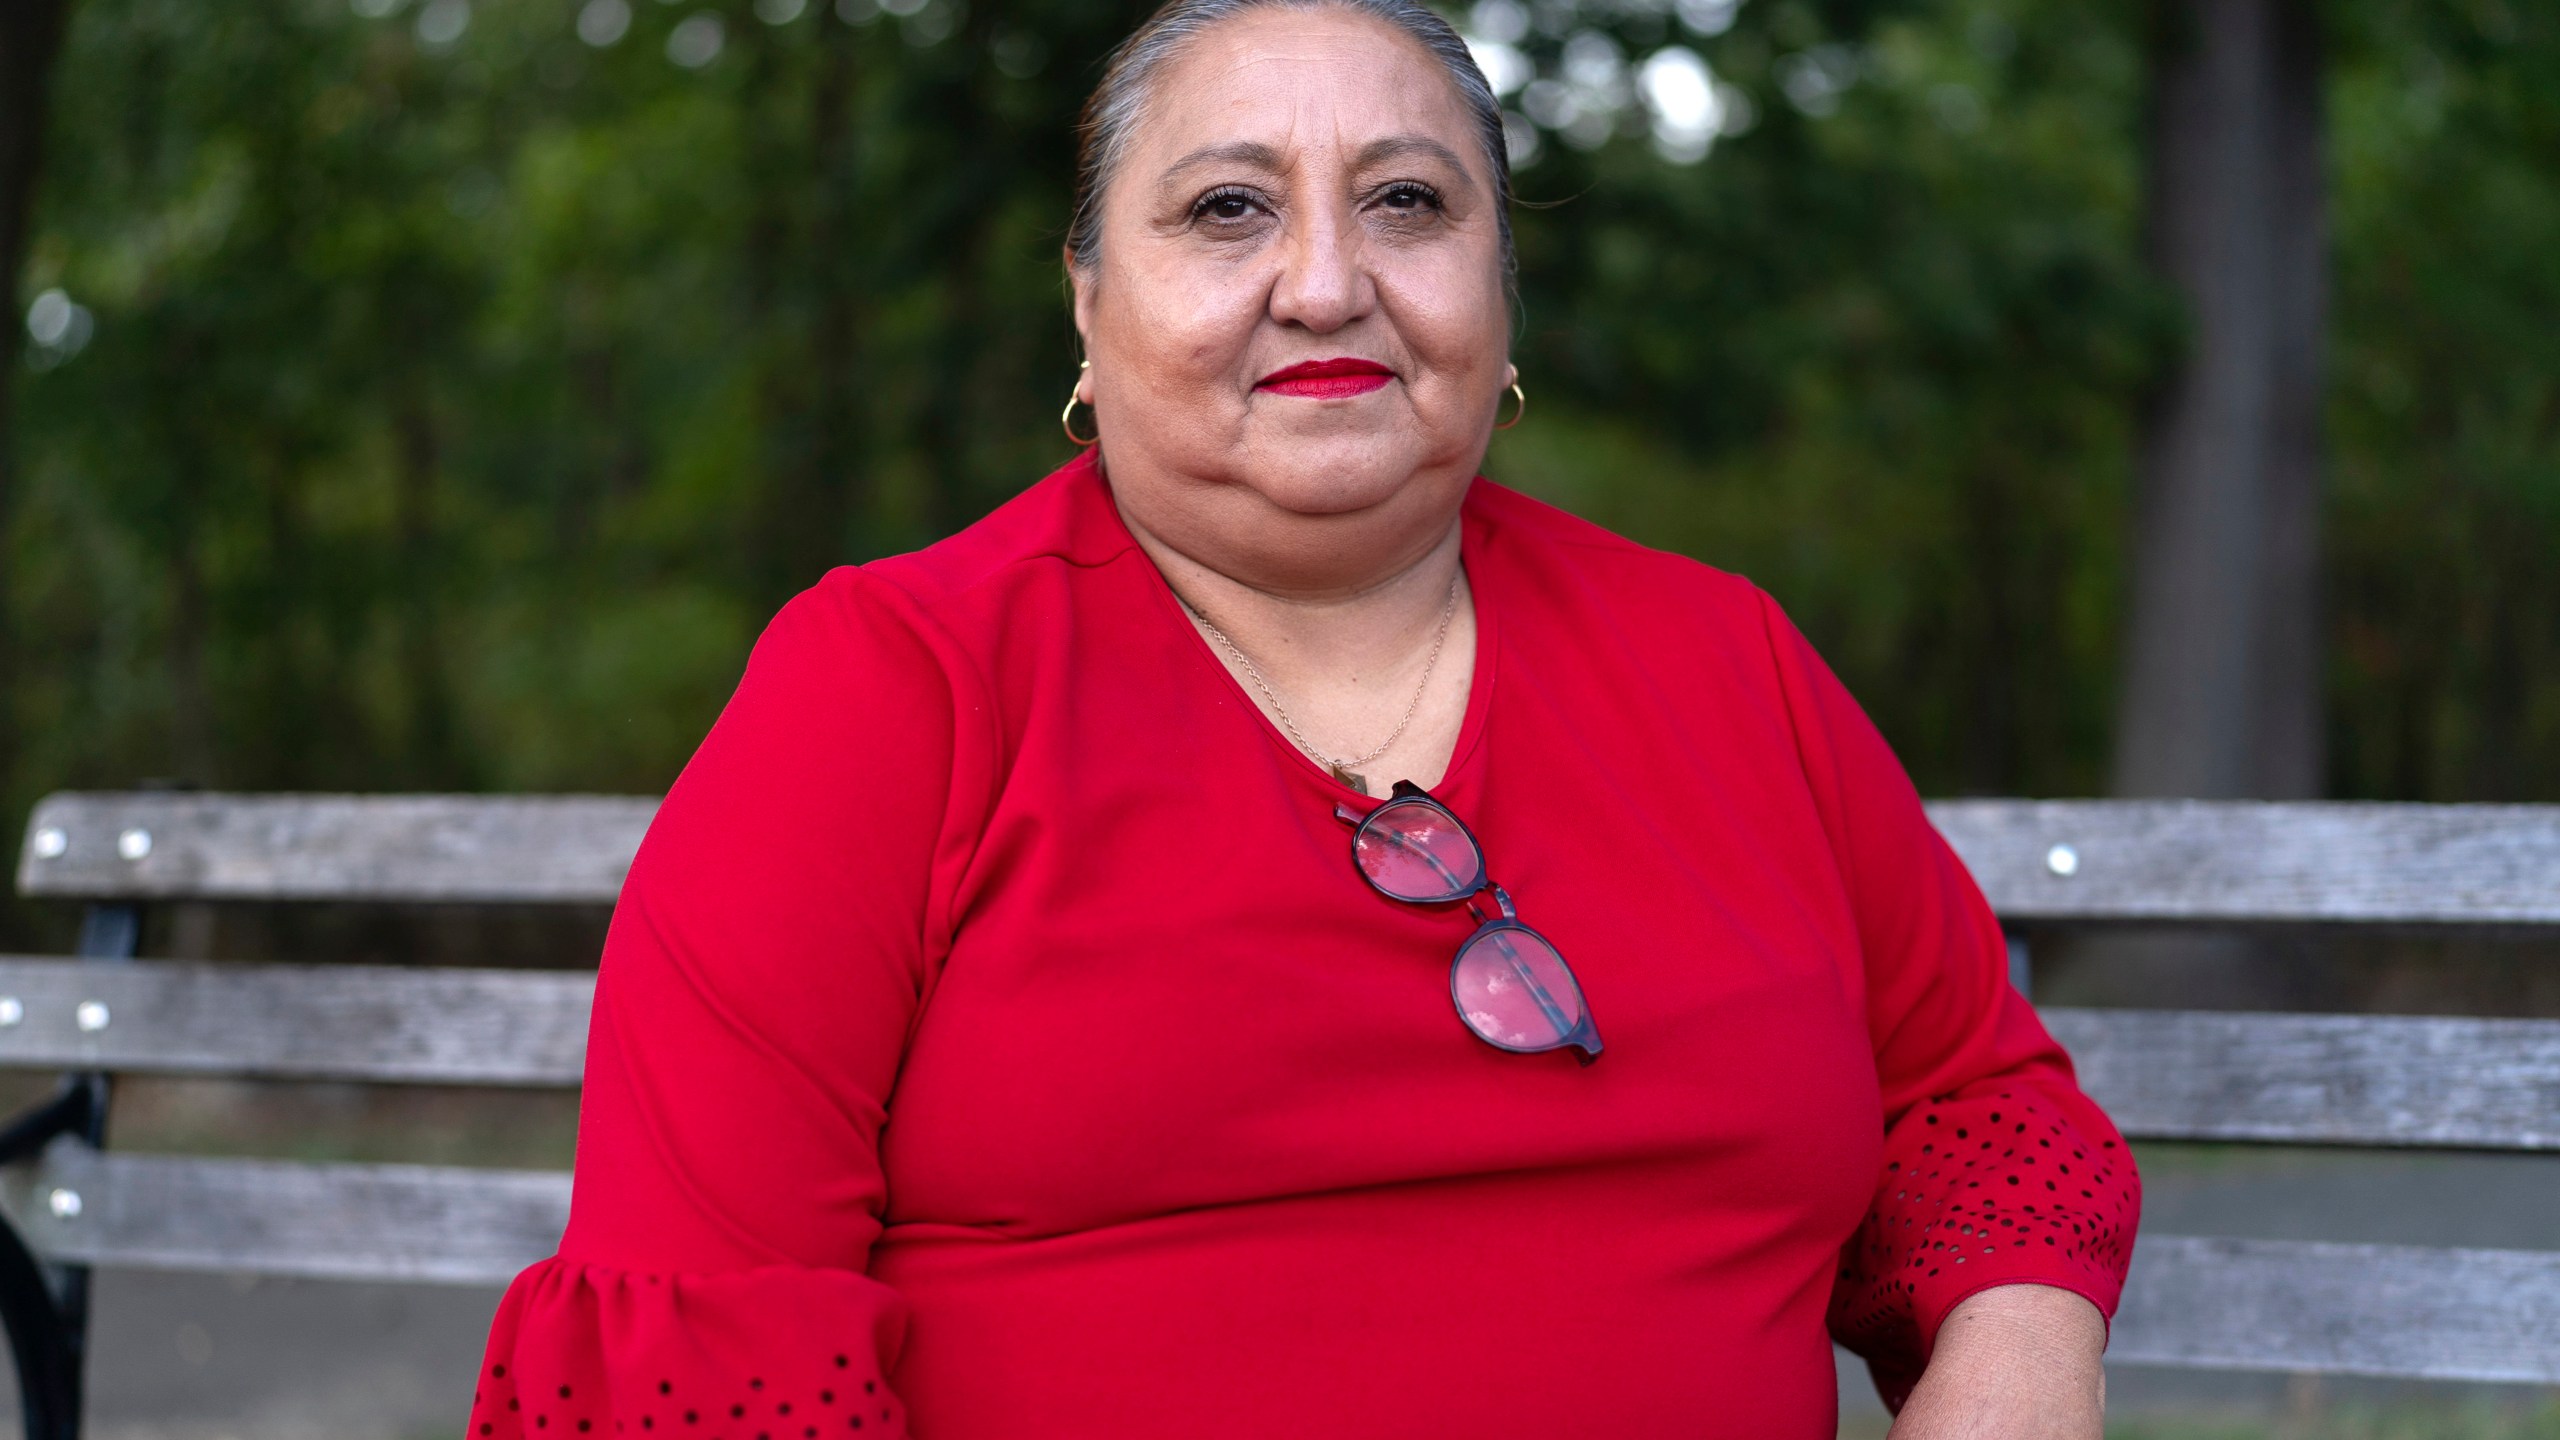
[1336,781,1603,1066]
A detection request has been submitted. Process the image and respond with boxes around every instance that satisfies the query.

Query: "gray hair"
[1066,0,1515,278]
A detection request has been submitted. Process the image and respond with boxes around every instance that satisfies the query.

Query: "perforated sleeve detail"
[468,1260,910,1439]
[1827,1081,2138,1409]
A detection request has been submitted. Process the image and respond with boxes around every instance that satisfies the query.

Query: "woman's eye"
[1378,184,1442,213]
[1195,190,1260,222]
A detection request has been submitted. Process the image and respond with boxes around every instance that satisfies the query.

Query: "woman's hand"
[1887,1283,2107,1440]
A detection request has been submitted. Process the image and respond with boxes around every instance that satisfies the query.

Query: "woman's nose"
[1267,207,1374,334]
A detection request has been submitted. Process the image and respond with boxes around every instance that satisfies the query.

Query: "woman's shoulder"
[862,450,1132,614]
[752,454,1123,689]
[751,563,946,689]
[1466,476,1777,630]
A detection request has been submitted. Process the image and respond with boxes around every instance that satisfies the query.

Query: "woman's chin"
[1228,431,1462,518]
[1236,472,1426,524]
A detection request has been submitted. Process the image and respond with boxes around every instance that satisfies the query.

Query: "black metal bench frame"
[0,896,139,1437]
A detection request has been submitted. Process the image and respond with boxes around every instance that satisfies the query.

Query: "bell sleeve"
[1753,590,2142,1411]
[467,566,976,1440]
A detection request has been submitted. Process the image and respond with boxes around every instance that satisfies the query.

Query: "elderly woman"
[468,0,2137,1434]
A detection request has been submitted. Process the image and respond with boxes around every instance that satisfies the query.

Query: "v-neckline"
[1108,479,1501,809]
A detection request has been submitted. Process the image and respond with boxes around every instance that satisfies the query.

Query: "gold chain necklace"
[1180,572,1461,795]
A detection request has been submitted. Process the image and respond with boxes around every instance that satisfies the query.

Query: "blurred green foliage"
[10,0,2560,869]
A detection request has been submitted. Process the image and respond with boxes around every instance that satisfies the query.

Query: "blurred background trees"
[5,0,2558,941]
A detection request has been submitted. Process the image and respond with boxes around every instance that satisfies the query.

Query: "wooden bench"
[2,791,2556,1435]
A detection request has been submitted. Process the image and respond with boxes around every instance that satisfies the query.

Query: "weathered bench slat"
[2111,1234,2560,1383]
[2049,1007,2560,1151]
[18,793,653,904]
[5,1149,2555,1385]
[26,792,2560,923]
[1929,798,2560,925]
[5,959,2552,1153]
[0,1149,570,1287]
[0,958,591,1086]
[2,954,2554,1153]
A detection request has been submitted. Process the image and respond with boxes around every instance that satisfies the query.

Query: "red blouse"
[469,452,2136,1440]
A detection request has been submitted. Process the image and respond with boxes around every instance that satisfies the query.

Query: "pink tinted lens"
[1451,926,1585,1051]
[1354,801,1484,902]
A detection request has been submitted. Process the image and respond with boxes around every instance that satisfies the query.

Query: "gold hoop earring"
[1495,380,1526,430]
[1061,360,1098,447]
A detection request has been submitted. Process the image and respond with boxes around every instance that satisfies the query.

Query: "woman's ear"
[1064,245,1095,348]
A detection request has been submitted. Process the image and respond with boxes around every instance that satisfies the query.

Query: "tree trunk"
[2115,0,2327,800]
[806,19,861,558]
[167,453,217,785]
[2071,0,2330,1016]
[0,0,72,469]
[0,0,76,805]
[396,390,457,786]
[745,21,863,612]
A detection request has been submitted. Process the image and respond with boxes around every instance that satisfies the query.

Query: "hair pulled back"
[1065,0,1516,278]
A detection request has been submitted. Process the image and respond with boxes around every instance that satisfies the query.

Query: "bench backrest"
[10,792,2560,1382]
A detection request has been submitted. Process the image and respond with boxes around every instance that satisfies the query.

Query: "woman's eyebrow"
[1352,135,1468,174]
[1158,134,1469,185]
[1160,140,1288,182]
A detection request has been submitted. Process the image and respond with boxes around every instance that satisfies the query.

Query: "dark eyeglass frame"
[1335,780,1604,1066]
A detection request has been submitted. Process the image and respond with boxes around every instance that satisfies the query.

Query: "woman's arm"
[468,567,978,1440]
[1889,1284,2107,1440]
[1750,587,2140,1415]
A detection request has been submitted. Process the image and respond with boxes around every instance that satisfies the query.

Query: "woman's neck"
[1117,496,1477,793]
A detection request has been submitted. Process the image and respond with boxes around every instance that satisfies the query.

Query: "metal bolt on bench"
[1,791,2557,1435]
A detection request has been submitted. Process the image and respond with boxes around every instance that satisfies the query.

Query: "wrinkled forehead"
[1115,7,1486,193]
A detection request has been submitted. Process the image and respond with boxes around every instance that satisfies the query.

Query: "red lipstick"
[1256,357,1395,399]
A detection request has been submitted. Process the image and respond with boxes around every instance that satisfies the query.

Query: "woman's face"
[1071,6,1512,592]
